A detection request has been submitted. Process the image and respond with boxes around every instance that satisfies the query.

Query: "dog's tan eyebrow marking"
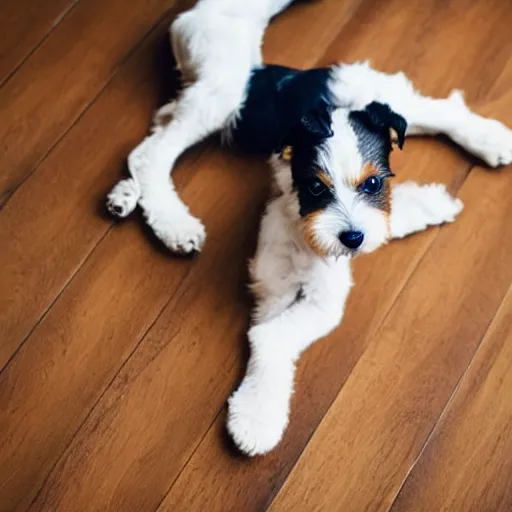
[354,162,379,188]
[346,162,380,188]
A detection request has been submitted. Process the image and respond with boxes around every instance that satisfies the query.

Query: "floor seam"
[0,0,81,90]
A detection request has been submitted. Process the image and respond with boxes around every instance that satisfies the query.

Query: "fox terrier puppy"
[106,0,512,455]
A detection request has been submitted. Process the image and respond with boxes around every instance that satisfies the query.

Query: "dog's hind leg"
[331,62,512,167]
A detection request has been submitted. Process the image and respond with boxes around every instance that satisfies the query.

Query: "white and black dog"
[106,0,512,456]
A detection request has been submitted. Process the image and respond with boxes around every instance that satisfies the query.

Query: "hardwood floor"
[0,0,511,510]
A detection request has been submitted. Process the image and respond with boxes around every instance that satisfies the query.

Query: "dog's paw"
[419,183,464,225]
[227,381,289,457]
[461,118,512,167]
[106,178,140,218]
[390,182,463,239]
[144,206,206,254]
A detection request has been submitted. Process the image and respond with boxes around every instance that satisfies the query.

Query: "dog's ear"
[352,101,407,149]
[285,100,334,148]
[298,104,334,143]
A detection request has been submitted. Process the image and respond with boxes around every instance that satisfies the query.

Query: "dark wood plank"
[391,286,512,512]
[0,0,191,205]
[0,0,77,86]
[269,56,512,508]
[0,2,359,509]
[156,1,512,510]
[26,1,512,511]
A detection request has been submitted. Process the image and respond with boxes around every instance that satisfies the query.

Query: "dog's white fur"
[106,0,512,455]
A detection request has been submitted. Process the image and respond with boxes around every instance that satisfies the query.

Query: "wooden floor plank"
[22,1,512,511]
[390,286,512,512]
[0,0,191,205]
[269,124,512,510]
[0,0,77,86]
[0,2,360,510]
[155,1,512,510]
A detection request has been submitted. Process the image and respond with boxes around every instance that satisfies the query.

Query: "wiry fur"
[106,0,512,456]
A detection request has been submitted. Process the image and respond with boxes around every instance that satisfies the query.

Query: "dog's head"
[273,101,406,258]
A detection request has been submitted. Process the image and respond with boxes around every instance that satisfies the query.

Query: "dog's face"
[273,102,406,258]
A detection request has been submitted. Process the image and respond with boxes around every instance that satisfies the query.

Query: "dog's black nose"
[339,230,364,249]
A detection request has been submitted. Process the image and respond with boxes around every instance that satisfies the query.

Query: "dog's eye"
[360,175,384,195]
[308,179,327,197]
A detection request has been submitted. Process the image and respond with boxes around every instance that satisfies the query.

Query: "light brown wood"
[391,285,512,512]
[0,0,76,86]
[1,0,512,511]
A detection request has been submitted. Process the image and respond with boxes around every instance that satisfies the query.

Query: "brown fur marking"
[302,211,329,257]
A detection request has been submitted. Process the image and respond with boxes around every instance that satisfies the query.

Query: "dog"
[106,0,512,456]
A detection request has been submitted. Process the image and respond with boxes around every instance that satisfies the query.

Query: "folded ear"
[284,100,334,148]
[353,101,407,149]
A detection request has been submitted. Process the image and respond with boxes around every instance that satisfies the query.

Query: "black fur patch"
[349,102,407,171]
[290,144,335,217]
[229,65,334,155]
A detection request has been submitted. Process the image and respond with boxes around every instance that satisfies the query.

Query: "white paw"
[459,118,512,167]
[142,203,206,254]
[419,183,464,225]
[106,178,140,218]
[227,380,289,456]
[391,182,463,239]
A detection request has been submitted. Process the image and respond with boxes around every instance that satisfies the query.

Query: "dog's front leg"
[227,271,351,456]
[389,182,464,240]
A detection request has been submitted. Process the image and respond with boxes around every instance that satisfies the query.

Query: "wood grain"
[270,158,512,511]
[0,0,77,86]
[391,286,512,512]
